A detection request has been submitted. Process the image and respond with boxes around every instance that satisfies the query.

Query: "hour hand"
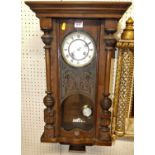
[70,52,75,58]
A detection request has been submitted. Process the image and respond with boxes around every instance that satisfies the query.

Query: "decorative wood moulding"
[25,1,131,152]
[25,1,131,19]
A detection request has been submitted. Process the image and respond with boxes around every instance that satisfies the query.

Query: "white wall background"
[21,0,134,155]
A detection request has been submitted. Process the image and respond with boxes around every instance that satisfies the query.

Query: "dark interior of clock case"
[61,94,94,130]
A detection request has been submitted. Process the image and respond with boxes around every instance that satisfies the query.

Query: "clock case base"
[41,134,112,146]
[41,134,112,152]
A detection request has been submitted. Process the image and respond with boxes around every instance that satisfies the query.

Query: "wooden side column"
[40,18,55,141]
[99,20,117,142]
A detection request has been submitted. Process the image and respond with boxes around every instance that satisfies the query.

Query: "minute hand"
[77,47,82,51]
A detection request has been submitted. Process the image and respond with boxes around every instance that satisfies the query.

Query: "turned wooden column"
[40,18,55,141]
[100,20,117,141]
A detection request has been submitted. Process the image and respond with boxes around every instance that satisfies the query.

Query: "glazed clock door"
[58,19,100,139]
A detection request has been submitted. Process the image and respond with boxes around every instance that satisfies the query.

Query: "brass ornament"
[117,40,134,49]
[115,49,134,136]
[112,17,134,138]
[121,17,134,40]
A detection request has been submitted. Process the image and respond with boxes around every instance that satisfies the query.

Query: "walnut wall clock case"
[25,1,131,152]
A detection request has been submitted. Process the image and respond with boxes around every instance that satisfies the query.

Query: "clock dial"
[62,31,96,67]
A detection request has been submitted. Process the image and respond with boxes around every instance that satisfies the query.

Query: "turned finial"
[121,17,134,40]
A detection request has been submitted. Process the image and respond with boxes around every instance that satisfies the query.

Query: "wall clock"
[25,1,131,152]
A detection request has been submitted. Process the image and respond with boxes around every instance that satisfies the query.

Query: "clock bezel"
[61,30,97,68]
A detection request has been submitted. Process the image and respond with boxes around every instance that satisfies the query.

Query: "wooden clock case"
[25,1,131,151]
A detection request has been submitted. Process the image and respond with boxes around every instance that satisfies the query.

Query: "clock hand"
[77,43,87,52]
[70,52,75,58]
[77,47,82,51]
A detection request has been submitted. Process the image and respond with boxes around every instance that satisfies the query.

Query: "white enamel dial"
[62,31,96,67]
[82,105,92,117]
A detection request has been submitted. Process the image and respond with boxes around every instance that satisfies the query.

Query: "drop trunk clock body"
[25,1,131,152]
